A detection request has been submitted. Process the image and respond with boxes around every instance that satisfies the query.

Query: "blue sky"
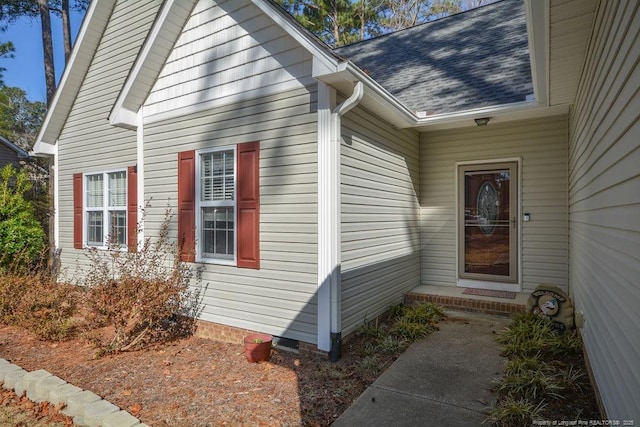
[2,9,85,102]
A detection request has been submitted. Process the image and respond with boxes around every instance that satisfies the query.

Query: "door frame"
[455,158,522,292]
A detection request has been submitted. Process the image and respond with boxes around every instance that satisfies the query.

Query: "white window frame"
[83,169,127,249]
[195,146,237,265]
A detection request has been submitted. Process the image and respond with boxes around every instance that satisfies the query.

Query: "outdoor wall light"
[474,117,490,126]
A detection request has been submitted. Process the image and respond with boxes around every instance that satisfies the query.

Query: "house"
[0,135,30,170]
[32,0,639,419]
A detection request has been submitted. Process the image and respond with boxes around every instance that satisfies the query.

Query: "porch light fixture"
[474,117,490,126]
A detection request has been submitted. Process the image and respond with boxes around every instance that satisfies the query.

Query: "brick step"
[404,291,526,317]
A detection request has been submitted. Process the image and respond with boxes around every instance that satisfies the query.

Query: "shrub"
[0,268,78,341]
[83,207,201,354]
[357,302,443,357]
[0,164,45,272]
[488,312,599,424]
[486,396,546,427]
[497,313,582,359]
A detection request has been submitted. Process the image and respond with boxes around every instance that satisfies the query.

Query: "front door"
[458,162,518,287]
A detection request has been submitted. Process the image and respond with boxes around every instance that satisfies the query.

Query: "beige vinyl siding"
[144,0,313,121]
[56,0,162,272]
[420,116,569,292]
[549,0,598,106]
[143,86,319,343]
[568,0,640,420]
[340,104,421,336]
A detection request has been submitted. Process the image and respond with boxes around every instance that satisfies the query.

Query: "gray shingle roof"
[335,0,532,115]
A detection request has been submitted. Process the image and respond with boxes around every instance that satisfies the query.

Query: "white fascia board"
[415,100,538,126]
[35,0,116,147]
[31,141,57,157]
[312,56,344,78]
[109,106,138,130]
[524,0,549,106]
[415,103,569,132]
[110,0,196,129]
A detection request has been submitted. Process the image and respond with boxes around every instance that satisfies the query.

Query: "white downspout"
[328,81,364,361]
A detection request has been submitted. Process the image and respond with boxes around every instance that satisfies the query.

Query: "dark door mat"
[462,288,517,299]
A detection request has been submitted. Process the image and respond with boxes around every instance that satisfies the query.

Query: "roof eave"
[33,0,117,155]
[0,136,30,158]
[109,0,198,129]
[414,102,569,132]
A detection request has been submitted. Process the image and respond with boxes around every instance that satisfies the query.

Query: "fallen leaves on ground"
[0,386,73,426]
[0,324,389,426]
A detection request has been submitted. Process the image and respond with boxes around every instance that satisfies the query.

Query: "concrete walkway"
[333,311,510,427]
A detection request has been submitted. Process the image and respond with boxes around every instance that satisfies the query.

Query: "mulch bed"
[0,324,387,426]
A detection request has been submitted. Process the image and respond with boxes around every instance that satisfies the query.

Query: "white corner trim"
[53,142,59,249]
[136,110,145,249]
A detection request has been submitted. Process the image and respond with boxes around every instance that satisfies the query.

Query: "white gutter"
[414,100,539,126]
[331,62,548,130]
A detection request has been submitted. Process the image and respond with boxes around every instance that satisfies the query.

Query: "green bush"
[486,396,546,427]
[0,164,45,272]
[489,313,597,425]
[497,313,582,359]
[358,302,443,358]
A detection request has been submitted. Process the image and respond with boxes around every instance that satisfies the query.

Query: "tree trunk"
[61,0,72,62]
[38,0,56,105]
[359,1,365,41]
[331,1,339,47]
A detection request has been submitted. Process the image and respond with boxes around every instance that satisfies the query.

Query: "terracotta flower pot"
[244,333,273,363]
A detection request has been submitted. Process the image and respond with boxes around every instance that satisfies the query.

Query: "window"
[178,141,260,268]
[73,167,137,251]
[197,148,236,262]
[85,171,127,247]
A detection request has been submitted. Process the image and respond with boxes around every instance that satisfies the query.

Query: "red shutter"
[178,151,196,262]
[237,141,260,269]
[127,166,138,252]
[73,173,83,249]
